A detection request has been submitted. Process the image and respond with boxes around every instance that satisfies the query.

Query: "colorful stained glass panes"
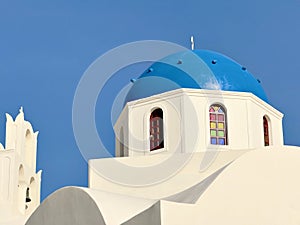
[218,138,225,145]
[218,130,224,137]
[211,130,217,136]
[210,122,216,129]
[210,113,216,120]
[218,114,224,121]
[211,138,217,144]
[209,105,227,145]
[213,106,219,111]
[218,122,224,129]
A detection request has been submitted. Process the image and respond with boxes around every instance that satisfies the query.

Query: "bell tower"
[0,108,41,222]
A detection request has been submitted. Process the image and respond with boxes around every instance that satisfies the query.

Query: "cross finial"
[190,36,194,50]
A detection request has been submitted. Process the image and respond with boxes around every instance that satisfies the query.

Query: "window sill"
[149,147,167,155]
[206,145,230,151]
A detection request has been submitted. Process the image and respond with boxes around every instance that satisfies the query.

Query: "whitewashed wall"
[114,89,283,157]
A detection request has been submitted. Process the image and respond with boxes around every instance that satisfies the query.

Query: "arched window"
[26,187,31,203]
[209,104,227,145]
[263,116,270,146]
[150,108,164,151]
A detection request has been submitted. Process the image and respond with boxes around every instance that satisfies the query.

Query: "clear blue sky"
[1,0,299,200]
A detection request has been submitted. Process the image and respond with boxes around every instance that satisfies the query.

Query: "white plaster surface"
[115,89,283,157]
[25,187,157,225]
[26,146,300,225]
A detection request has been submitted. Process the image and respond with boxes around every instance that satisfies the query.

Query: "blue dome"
[125,50,268,103]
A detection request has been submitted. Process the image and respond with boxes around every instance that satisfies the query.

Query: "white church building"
[2,49,300,225]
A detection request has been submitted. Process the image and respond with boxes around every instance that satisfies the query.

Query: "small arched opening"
[150,108,164,151]
[26,187,31,203]
[19,164,25,182]
[263,116,271,146]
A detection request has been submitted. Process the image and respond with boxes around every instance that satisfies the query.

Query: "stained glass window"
[209,104,227,145]
[150,108,164,151]
[263,116,269,146]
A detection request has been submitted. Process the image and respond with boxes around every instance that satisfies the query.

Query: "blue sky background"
[1,0,299,200]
